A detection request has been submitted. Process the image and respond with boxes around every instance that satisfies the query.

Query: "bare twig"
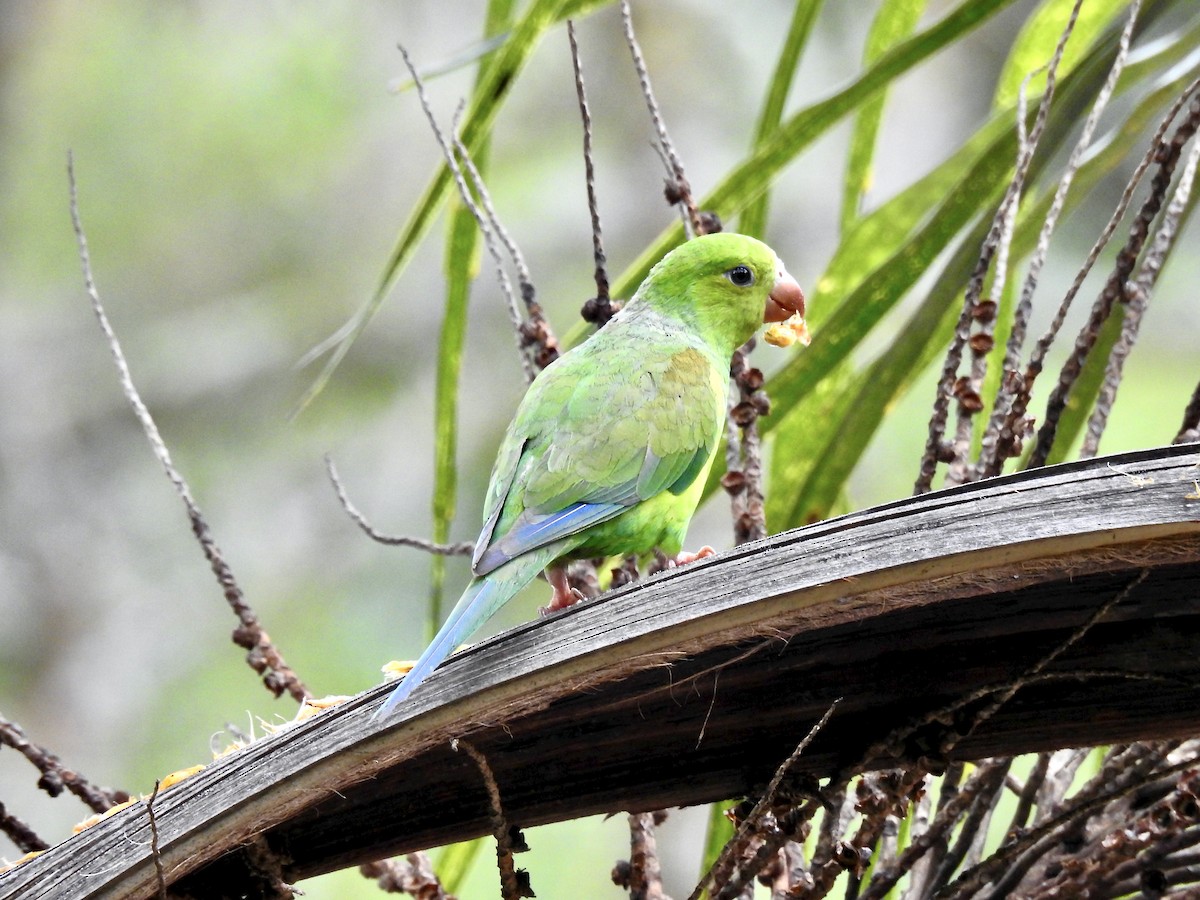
[397,45,544,382]
[915,0,1082,494]
[619,0,703,236]
[0,715,127,814]
[691,701,840,900]
[937,753,1200,900]
[146,780,167,900]
[929,759,1011,891]
[726,348,769,544]
[447,109,558,372]
[978,0,1141,477]
[859,761,1009,900]
[1027,90,1200,468]
[0,802,49,854]
[1009,75,1200,464]
[1080,128,1200,458]
[324,455,472,555]
[455,739,530,900]
[68,153,310,704]
[567,20,615,328]
[1176,379,1200,445]
[1007,751,1051,836]
[623,811,670,900]
[360,854,457,898]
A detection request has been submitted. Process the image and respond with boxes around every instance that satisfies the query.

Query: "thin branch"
[567,20,615,328]
[1007,751,1050,837]
[0,715,128,814]
[324,455,472,555]
[68,153,310,704]
[0,802,49,855]
[455,739,531,900]
[977,0,1141,477]
[446,108,558,371]
[619,0,703,236]
[726,348,769,544]
[625,811,670,900]
[360,854,457,898]
[859,760,1010,900]
[1080,126,1200,458]
[396,44,540,383]
[915,0,1082,494]
[1027,88,1200,468]
[691,700,840,900]
[146,780,167,900]
[937,753,1200,900]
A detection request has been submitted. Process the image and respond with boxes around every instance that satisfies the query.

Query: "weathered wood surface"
[5,445,1200,898]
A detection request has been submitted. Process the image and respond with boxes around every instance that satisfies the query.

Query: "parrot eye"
[725,265,755,287]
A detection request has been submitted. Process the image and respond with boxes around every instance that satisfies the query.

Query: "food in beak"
[763,263,810,347]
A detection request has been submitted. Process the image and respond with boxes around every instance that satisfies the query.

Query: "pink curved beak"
[764,261,805,323]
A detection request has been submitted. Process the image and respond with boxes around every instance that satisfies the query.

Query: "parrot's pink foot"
[540,567,584,615]
[669,545,717,568]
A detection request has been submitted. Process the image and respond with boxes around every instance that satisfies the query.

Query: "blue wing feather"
[472,500,625,577]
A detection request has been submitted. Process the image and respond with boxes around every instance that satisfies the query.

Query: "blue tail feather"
[374,549,557,720]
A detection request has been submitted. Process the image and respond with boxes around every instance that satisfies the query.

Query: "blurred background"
[1,1,1196,896]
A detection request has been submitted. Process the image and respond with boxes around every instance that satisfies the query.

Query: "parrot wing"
[472,339,725,576]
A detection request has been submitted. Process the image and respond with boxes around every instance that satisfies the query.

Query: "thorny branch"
[68,153,310,704]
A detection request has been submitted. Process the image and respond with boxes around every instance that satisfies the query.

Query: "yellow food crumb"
[0,850,44,873]
[293,694,353,722]
[158,764,206,791]
[381,660,415,682]
[764,313,811,348]
[72,798,137,834]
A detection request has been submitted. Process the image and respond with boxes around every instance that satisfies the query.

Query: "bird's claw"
[669,545,717,568]
[541,567,585,614]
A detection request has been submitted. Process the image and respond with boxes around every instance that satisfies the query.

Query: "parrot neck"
[615,298,745,361]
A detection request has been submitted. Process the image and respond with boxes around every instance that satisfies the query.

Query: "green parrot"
[376,232,805,718]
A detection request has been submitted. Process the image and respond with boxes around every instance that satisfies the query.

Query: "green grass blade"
[781,56,1200,522]
[429,0,517,636]
[388,33,509,94]
[738,0,824,240]
[840,0,927,232]
[296,0,600,413]
[437,837,487,893]
[697,801,736,899]
[430,201,484,637]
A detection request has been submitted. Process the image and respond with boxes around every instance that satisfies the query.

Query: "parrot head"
[635,232,805,356]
